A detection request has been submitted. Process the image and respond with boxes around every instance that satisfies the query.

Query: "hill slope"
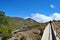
[6,17,40,30]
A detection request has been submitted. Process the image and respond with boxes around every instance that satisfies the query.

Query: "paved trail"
[41,23,60,40]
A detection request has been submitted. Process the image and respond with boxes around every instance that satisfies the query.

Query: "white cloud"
[25,13,60,23]
[50,4,54,8]
[31,13,52,23]
[52,13,60,20]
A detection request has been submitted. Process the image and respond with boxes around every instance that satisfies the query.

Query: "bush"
[0,25,12,38]
[20,35,26,40]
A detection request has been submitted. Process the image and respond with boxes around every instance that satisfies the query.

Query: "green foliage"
[0,11,12,39]
[0,25,12,38]
[0,11,8,25]
[0,11,41,40]
[0,11,5,16]
[20,35,27,40]
[57,32,60,38]
[38,24,45,37]
[19,26,23,31]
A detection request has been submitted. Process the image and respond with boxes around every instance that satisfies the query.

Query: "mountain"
[6,17,40,30]
[26,18,38,24]
[0,11,40,39]
[26,18,40,25]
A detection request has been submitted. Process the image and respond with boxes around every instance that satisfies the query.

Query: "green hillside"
[6,17,40,30]
[0,11,40,40]
[0,11,12,39]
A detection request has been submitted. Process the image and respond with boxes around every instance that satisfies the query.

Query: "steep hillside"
[6,17,40,30]
[0,11,40,31]
[0,11,41,40]
[0,11,12,39]
[26,18,39,24]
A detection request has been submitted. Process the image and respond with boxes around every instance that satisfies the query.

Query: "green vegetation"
[0,25,12,38]
[6,16,40,30]
[57,32,60,39]
[39,24,45,36]
[20,34,27,40]
[0,11,12,39]
[0,11,7,25]
[0,11,41,40]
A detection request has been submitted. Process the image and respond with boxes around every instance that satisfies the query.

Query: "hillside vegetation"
[0,11,41,40]
[0,11,12,39]
[7,17,39,30]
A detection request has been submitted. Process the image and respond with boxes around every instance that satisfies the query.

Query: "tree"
[0,11,5,16]
[0,11,8,25]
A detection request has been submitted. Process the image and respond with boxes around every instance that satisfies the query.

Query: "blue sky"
[0,0,60,22]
